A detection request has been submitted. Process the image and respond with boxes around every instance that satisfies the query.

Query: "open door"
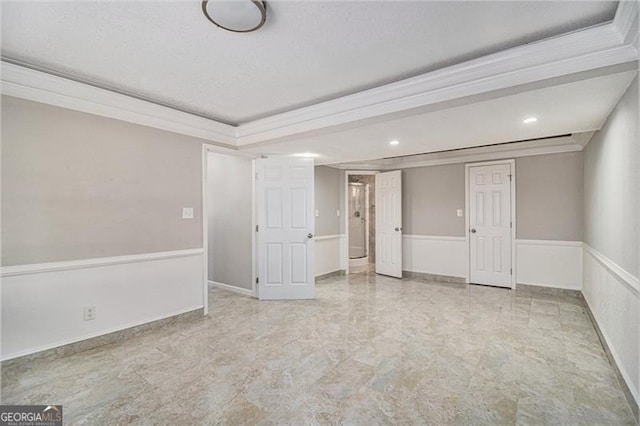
[375,170,402,278]
[256,157,315,300]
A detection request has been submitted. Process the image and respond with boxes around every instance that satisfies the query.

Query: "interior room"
[1,1,638,424]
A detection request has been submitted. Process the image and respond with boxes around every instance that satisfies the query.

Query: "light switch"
[182,207,194,219]
[336,209,340,217]
[457,209,463,217]
[315,209,320,218]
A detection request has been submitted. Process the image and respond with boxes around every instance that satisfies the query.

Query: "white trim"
[251,159,258,298]
[333,135,583,171]
[613,0,639,45]
[0,248,204,277]
[403,235,466,242]
[3,1,637,151]
[2,305,203,362]
[208,280,254,297]
[315,234,344,241]
[572,131,596,149]
[515,239,583,248]
[235,19,637,146]
[1,62,237,146]
[201,145,209,315]
[583,244,640,295]
[465,159,516,289]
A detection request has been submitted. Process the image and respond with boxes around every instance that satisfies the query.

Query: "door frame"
[202,143,260,314]
[464,159,517,289]
[343,170,379,274]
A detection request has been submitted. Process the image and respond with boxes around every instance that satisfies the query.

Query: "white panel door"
[469,163,512,288]
[256,157,315,300]
[375,170,403,278]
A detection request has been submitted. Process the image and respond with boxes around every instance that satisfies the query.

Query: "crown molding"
[572,131,596,149]
[614,1,639,46]
[1,2,637,153]
[0,62,238,146]
[330,135,585,170]
[236,18,638,147]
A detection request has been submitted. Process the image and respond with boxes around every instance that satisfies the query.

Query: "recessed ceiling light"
[293,152,320,158]
[522,117,538,124]
[389,140,400,146]
[202,0,267,33]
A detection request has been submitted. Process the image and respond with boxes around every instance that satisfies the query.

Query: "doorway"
[344,170,403,278]
[202,145,258,313]
[348,174,375,273]
[465,159,516,289]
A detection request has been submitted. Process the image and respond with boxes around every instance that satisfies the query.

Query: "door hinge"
[256,277,259,284]
[508,174,512,181]
[510,268,513,275]
[510,221,513,229]
[256,225,259,232]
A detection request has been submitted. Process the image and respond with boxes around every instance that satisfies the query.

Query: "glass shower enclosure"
[348,182,368,259]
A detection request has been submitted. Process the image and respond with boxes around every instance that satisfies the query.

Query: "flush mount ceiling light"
[389,140,400,146]
[522,117,538,124]
[202,0,267,33]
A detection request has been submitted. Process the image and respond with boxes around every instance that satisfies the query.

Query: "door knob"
[470,228,476,233]
[307,233,314,239]
[395,227,400,232]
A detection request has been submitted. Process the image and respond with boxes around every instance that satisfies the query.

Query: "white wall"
[515,240,582,290]
[315,235,345,277]
[401,235,583,289]
[402,235,467,278]
[582,76,639,406]
[1,251,204,360]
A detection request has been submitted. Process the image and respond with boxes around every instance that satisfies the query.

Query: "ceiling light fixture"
[389,140,400,146]
[202,0,267,33]
[522,117,538,124]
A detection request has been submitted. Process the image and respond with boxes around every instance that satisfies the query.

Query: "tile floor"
[1,272,636,425]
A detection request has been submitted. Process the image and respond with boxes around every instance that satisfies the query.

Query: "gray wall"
[401,152,584,240]
[314,166,341,236]
[516,152,583,241]
[403,164,466,236]
[207,152,253,289]
[584,76,638,277]
[1,96,204,266]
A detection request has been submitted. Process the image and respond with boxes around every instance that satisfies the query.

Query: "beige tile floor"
[1,272,636,425]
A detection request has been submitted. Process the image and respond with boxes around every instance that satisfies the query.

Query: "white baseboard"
[208,280,254,297]
[1,250,205,360]
[582,245,639,406]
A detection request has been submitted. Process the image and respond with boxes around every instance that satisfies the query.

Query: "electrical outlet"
[182,207,194,219]
[84,306,96,321]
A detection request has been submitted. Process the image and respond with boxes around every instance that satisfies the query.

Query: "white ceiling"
[1,1,618,125]
[243,70,637,165]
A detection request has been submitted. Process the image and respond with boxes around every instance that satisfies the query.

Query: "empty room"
[1,1,639,424]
